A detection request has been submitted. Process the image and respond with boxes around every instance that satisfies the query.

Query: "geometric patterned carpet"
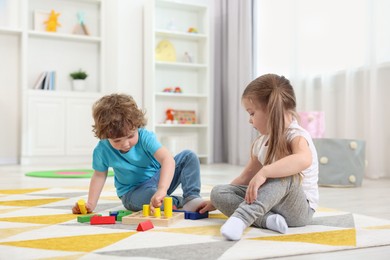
[1,185,390,259]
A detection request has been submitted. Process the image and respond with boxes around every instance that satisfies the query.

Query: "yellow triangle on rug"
[155,225,222,236]
[250,228,356,246]
[0,232,137,252]
[0,213,77,224]
[0,198,66,207]
[0,188,49,195]
[0,225,48,240]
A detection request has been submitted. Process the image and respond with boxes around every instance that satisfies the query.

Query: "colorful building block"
[109,211,119,219]
[77,199,87,214]
[122,211,184,227]
[163,197,173,217]
[185,211,209,220]
[173,210,209,220]
[90,215,116,225]
[117,210,132,221]
[77,214,101,223]
[143,204,150,216]
[136,220,154,231]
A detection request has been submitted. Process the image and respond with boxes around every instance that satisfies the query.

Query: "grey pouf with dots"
[313,138,366,187]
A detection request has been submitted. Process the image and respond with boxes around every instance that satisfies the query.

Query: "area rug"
[0,186,390,259]
[25,169,114,178]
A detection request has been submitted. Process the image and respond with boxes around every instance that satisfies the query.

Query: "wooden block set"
[76,197,208,231]
[122,197,184,227]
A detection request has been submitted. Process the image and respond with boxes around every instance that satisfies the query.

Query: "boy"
[72,93,203,214]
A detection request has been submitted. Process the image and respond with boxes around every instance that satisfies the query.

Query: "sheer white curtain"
[213,0,257,165]
[256,0,390,178]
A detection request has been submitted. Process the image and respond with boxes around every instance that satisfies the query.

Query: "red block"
[136,220,154,231]
[90,215,116,225]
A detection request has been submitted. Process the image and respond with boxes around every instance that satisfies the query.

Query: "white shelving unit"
[144,0,212,163]
[0,0,105,165]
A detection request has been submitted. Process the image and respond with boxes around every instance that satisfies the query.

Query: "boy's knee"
[182,150,199,161]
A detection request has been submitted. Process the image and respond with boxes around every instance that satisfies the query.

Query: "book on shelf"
[33,71,56,90]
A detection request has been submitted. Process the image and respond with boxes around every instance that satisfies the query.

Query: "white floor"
[1,163,390,259]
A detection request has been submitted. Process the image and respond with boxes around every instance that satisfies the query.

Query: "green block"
[77,214,101,223]
[117,210,132,221]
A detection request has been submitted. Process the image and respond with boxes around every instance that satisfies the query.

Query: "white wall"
[104,0,145,104]
[0,34,20,164]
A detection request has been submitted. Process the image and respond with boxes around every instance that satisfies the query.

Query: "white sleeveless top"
[252,120,319,210]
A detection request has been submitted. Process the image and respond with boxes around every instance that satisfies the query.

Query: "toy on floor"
[137,220,154,231]
[122,197,184,227]
[90,215,116,225]
[77,214,101,223]
[173,209,209,220]
[110,210,132,221]
[77,199,88,214]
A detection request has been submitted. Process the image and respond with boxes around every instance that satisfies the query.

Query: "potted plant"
[70,69,88,91]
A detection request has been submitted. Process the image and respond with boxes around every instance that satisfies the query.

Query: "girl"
[199,74,319,240]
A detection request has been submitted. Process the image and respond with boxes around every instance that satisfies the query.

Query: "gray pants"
[211,176,314,228]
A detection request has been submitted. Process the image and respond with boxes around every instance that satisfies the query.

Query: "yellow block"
[154,208,161,217]
[77,199,87,214]
[164,197,172,218]
[143,204,150,216]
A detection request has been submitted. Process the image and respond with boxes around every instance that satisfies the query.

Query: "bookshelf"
[144,0,212,163]
[0,0,105,164]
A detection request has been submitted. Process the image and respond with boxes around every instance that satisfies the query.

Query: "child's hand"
[71,201,94,214]
[245,173,267,204]
[197,200,216,214]
[150,189,167,213]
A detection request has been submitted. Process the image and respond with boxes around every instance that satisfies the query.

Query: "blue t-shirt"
[92,128,162,197]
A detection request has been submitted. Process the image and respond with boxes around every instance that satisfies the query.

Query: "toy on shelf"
[184,52,193,63]
[155,39,176,62]
[73,11,90,36]
[165,109,196,124]
[175,110,196,124]
[45,10,61,32]
[163,86,182,93]
[122,197,184,227]
[188,27,198,33]
[165,109,177,124]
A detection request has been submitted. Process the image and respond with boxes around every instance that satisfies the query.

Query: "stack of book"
[33,71,56,90]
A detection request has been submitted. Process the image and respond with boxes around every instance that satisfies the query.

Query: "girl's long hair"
[243,74,297,165]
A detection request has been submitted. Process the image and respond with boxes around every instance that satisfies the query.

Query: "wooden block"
[90,215,116,225]
[122,211,184,227]
[185,211,209,220]
[136,220,154,231]
[77,199,87,214]
[117,210,132,221]
[77,214,101,223]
